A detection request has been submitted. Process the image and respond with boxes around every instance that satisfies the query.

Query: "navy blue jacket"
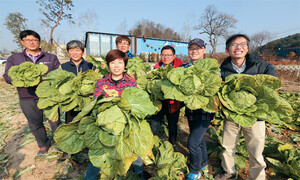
[61,58,94,75]
[220,54,276,81]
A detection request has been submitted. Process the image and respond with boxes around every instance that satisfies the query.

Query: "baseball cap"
[188,38,206,48]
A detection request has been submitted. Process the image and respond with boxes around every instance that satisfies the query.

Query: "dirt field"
[0,76,299,180]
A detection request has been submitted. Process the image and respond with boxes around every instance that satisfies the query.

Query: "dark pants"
[186,109,212,174]
[65,109,79,124]
[20,99,62,148]
[150,101,180,145]
[84,156,144,180]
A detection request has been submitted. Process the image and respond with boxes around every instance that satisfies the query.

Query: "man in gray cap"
[181,38,214,180]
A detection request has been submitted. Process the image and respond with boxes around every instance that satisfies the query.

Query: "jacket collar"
[154,58,183,69]
[69,58,85,66]
[105,74,127,83]
[22,49,44,59]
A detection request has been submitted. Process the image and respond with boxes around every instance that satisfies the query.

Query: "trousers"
[19,99,61,148]
[221,119,266,180]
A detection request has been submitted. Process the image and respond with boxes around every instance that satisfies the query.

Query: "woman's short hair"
[106,49,128,67]
[66,40,85,51]
[115,35,131,45]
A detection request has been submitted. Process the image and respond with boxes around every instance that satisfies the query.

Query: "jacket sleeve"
[264,62,277,77]
[2,56,14,84]
[53,55,61,70]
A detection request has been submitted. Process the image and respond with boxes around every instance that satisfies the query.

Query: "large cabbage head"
[8,61,48,87]
[161,59,222,111]
[218,74,294,127]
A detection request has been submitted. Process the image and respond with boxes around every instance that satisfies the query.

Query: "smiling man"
[61,40,94,123]
[181,38,214,180]
[151,45,183,149]
[115,35,134,58]
[215,34,276,180]
[3,30,61,155]
[61,40,93,76]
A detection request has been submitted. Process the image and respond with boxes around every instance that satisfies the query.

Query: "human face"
[109,58,125,80]
[116,40,130,53]
[161,49,175,66]
[226,37,249,60]
[68,47,84,62]
[188,44,206,62]
[21,35,40,52]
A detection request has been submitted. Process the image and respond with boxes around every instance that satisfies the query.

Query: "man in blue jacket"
[182,38,213,180]
[3,30,61,155]
[215,34,276,180]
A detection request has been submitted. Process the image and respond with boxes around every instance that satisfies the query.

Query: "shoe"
[37,145,51,155]
[186,172,201,180]
[201,165,209,173]
[214,172,236,180]
[139,171,151,180]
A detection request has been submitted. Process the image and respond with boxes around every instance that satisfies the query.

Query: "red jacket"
[154,58,183,113]
[154,58,183,69]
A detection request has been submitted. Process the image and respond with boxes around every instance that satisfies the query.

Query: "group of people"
[3,29,276,180]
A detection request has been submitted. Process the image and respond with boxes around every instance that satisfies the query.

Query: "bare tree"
[82,11,97,31]
[73,15,84,40]
[195,5,237,54]
[117,18,128,34]
[36,0,74,53]
[181,16,193,42]
[4,12,28,50]
[250,31,272,53]
[129,19,181,41]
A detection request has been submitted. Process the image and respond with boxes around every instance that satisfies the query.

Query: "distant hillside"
[260,33,300,50]
[259,33,300,58]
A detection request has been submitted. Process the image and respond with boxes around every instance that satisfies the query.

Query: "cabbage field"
[0,57,299,180]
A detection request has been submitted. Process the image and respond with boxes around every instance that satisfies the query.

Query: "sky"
[0,0,299,53]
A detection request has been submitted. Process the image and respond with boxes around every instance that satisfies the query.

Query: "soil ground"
[0,77,299,180]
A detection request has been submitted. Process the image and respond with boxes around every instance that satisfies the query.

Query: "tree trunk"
[49,1,64,55]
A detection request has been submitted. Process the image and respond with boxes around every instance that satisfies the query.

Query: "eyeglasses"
[188,47,204,51]
[118,42,130,46]
[161,54,174,57]
[229,42,248,48]
[22,39,39,43]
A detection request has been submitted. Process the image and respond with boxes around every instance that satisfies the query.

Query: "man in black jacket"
[215,34,276,180]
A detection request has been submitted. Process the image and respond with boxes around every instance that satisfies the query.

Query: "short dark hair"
[226,34,250,50]
[161,45,175,54]
[106,49,128,67]
[20,30,41,41]
[116,35,131,45]
[66,40,84,51]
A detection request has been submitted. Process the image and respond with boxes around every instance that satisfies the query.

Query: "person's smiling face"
[161,49,175,66]
[109,58,125,80]
[68,47,84,62]
[116,40,130,53]
[188,44,206,62]
[226,37,249,59]
[21,35,40,51]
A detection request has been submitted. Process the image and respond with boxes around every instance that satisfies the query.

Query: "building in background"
[85,32,188,62]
